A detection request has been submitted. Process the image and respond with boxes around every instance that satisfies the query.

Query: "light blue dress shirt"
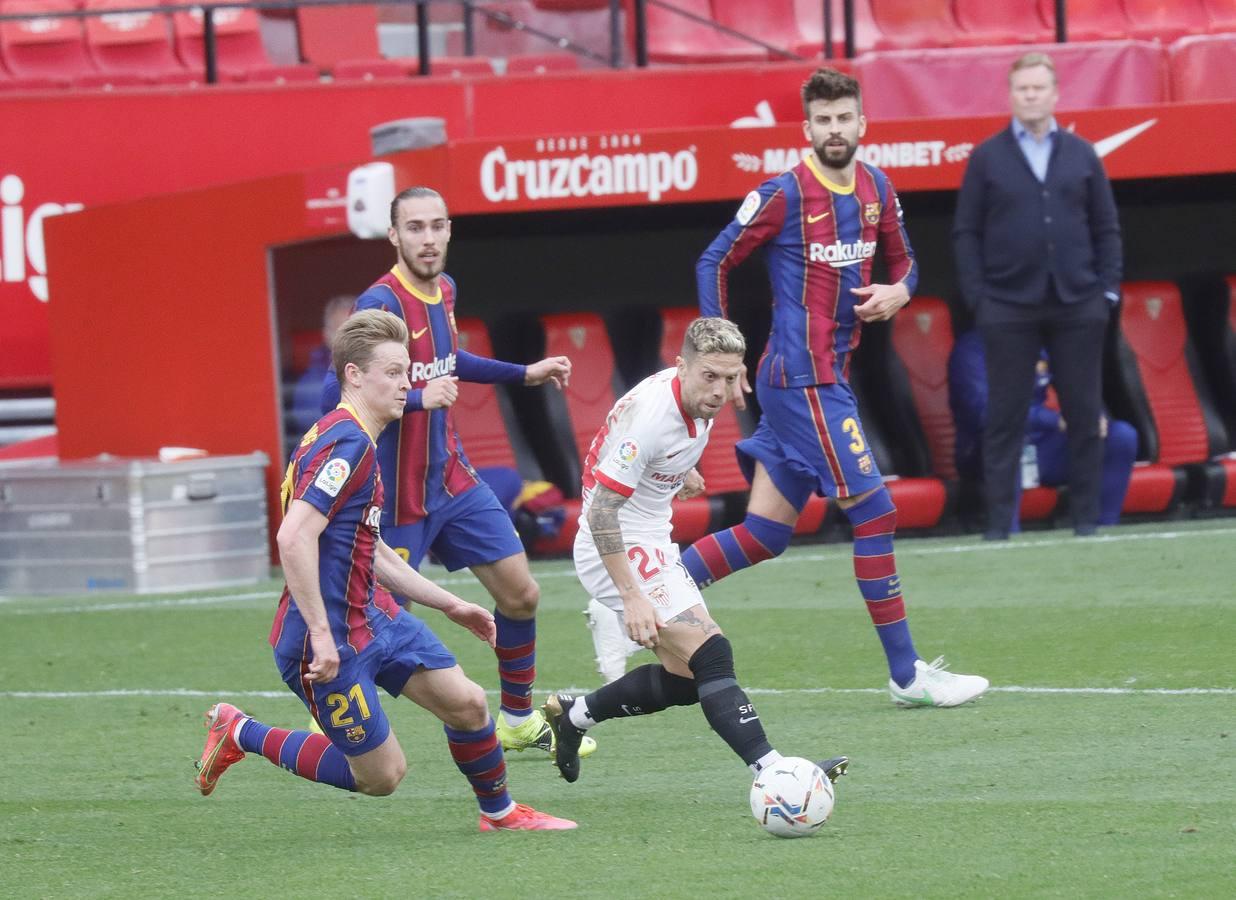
[1012,116,1058,183]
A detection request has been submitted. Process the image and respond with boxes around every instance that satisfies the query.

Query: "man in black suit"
[953,52,1122,539]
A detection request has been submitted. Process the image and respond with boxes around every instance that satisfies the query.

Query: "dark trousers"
[978,286,1110,534]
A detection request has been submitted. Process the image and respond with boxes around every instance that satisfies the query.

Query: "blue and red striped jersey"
[269,405,402,661]
[697,154,918,387]
[354,267,482,525]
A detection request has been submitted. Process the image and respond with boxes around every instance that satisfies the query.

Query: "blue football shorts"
[384,482,524,572]
[275,610,456,757]
[736,379,885,509]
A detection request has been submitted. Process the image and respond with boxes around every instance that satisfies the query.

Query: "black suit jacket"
[953,124,1122,309]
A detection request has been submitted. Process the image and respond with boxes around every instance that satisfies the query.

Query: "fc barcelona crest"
[857,453,874,475]
[863,201,881,225]
[345,725,366,744]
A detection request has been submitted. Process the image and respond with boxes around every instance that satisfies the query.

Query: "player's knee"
[497,574,539,618]
[737,513,793,564]
[843,486,897,532]
[687,634,736,685]
[356,760,406,797]
[441,679,490,732]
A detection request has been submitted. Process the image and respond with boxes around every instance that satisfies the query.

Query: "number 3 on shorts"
[325,683,372,727]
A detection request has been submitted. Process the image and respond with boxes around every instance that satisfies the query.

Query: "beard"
[814,137,859,170]
[400,245,447,282]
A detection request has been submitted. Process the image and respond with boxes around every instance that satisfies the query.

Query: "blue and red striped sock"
[236,718,356,791]
[445,719,512,817]
[493,610,535,722]
[844,488,918,688]
[681,513,793,588]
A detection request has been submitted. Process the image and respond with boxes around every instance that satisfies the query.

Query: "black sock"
[583,664,699,723]
[689,634,773,767]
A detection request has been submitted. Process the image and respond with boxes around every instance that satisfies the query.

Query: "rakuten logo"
[810,239,877,268]
[410,354,456,383]
[480,145,698,204]
[1,174,84,302]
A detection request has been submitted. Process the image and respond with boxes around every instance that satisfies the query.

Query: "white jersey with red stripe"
[579,367,712,546]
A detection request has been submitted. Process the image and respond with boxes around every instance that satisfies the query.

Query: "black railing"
[0,0,1077,86]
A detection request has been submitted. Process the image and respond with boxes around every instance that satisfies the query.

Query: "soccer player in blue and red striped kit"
[321,187,596,758]
[680,67,988,708]
[195,309,574,831]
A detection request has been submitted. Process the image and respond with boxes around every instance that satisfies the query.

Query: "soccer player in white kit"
[543,317,848,788]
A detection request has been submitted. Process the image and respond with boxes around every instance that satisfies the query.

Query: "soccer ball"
[749,756,835,838]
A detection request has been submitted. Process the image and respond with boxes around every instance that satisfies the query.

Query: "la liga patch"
[611,438,640,470]
[314,458,351,496]
[735,190,762,226]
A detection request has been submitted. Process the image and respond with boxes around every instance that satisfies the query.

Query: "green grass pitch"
[2,520,1233,898]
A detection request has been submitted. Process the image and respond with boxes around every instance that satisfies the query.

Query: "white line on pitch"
[2,685,1232,700]
[2,524,1232,615]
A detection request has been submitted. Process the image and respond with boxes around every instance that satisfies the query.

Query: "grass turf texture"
[1,520,1233,898]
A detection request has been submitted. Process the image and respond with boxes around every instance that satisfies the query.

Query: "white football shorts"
[573,532,708,624]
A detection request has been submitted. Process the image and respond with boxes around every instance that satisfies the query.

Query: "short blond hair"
[332,309,409,383]
[1009,51,1056,84]
[683,317,746,359]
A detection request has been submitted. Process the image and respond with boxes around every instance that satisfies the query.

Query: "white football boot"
[889,656,989,708]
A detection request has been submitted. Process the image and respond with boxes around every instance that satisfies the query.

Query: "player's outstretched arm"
[374,541,496,646]
[587,484,659,649]
[277,500,339,683]
[525,355,571,390]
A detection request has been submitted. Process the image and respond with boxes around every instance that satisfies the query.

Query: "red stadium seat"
[532,0,607,9]
[452,317,537,473]
[296,4,380,70]
[331,57,414,81]
[625,0,767,64]
[427,54,494,77]
[1019,486,1060,522]
[1036,0,1129,41]
[869,0,964,49]
[1169,33,1236,103]
[850,298,955,530]
[82,0,193,85]
[723,0,882,57]
[1122,0,1211,42]
[890,297,958,481]
[504,51,580,73]
[1111,282,1230,511]
[167,2,317,82]
[1202,0,1236,31]
[531,313,621,554]
[952,0,1053,46]
[856,40,1167,119]
[0,0,97,86]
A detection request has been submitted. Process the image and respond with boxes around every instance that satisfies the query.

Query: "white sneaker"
[889,657,989,708]
[584,597,640,684]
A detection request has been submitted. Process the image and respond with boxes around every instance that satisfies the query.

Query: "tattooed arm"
[587,484,660,649]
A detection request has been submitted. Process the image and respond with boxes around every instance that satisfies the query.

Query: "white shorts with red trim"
[573,531,707,624]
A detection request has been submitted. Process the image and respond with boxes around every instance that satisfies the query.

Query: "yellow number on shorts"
[842,417,866,454]
[393,547,411,563]
[325,684,372,727]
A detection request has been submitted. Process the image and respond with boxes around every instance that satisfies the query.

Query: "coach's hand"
[422,376,459,409]
[525,356,572,390]
[622,590,660,649]
[445,599,497,647]
[305,629,341,683]
[852,282,911,322]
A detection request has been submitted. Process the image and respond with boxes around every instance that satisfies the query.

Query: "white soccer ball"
[749,756,835,838]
